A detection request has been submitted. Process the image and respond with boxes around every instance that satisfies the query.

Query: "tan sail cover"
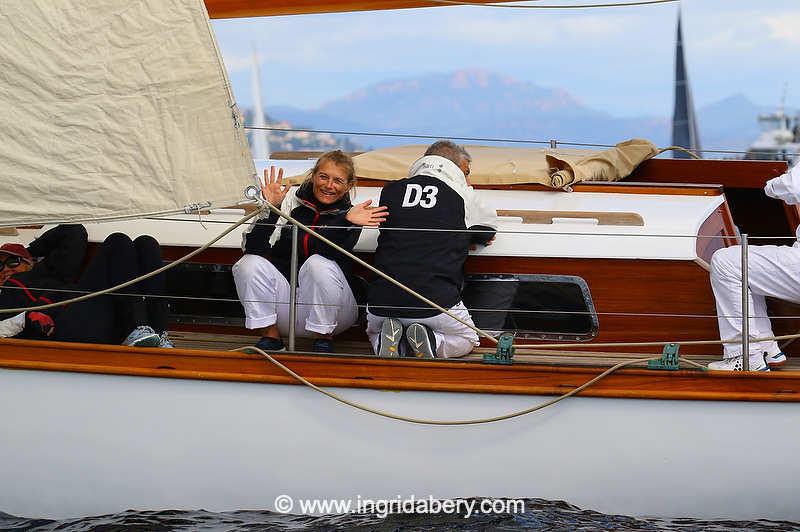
[0,0,255,227]
[350,139,658,187]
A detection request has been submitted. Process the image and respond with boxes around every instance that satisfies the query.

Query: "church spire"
[671,11,701,158]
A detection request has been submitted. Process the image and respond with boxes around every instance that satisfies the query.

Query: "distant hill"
[260,69,787,154]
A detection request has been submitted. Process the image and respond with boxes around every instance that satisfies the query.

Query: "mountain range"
[262,69,792,154]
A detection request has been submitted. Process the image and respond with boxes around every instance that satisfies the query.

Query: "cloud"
[763,13,800,45]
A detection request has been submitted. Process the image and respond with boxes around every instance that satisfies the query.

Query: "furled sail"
[347,139,658,187]
[0,0,256,227]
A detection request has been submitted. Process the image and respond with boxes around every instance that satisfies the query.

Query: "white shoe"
[764,351,787,368]
[708,354,769,372]
[122,325,160,347]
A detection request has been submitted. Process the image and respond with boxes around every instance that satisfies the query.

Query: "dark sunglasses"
[0,255,23,270]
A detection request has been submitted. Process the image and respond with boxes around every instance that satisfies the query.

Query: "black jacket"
[368,172,496,318]
[242,181,363,283]
[0,224,87,310]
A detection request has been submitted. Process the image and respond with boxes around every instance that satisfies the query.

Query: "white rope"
[237,345,706,425]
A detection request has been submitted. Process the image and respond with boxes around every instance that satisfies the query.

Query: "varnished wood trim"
[206,0,522,18]
[629,159,788,188]
[695,201,737,264]
[497,209,644,226]
[0,338,797,402]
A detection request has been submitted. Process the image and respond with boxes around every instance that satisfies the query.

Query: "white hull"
[2,367,799,521]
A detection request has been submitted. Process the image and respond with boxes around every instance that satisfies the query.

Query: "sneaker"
[158,331,175,348]
[378,318,403,357]
[708,354,769,372]
[122,325,161,347]
[405,322,437,359]
[312,338,334,353]
[254,336,286,352]
[764,351,787,368]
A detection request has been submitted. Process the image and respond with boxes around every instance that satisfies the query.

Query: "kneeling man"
[366,140,497,358]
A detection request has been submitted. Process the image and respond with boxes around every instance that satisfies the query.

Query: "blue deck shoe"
[312,338,334,353]
[254,336,286,352]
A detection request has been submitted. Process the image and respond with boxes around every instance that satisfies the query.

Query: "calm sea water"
[2,499,799,531]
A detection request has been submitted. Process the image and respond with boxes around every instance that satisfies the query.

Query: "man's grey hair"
[424,140,471,166]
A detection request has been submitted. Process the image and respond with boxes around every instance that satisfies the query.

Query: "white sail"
[0,0,256,227]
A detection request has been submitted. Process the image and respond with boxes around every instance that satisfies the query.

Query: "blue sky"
[211,0,800,118]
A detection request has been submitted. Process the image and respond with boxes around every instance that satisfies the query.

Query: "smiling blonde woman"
[233,150,388,353]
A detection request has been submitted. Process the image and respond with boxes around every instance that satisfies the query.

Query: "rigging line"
[6,283,785,320]
[145,219,738,241]
[0,207,267,315]
[427,0,678,8]
[237,344,680,425]
[516,331,800,350]
[3,284,777,320]
[245,125,778,157]
[245,125,551,146]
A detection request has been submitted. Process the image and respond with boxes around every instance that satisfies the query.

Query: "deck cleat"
[483,332,515,365]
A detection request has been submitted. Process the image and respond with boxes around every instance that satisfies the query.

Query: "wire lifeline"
[245,125,776,158]
[0,206,267,315]
[236,346,705,426]
[6,283,800,322]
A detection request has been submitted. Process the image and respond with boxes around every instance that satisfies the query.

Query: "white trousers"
[232,254,358,337]
[366,301,479,358]
[710,244,800,358]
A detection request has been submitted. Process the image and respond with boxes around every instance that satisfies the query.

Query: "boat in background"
[745,100,800,163]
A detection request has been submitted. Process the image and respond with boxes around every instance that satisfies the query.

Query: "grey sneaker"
[158,331,175,348]
[764,351,786,368]
[405,322,437,359]
[122,325,160,347]
[378,318,403,357]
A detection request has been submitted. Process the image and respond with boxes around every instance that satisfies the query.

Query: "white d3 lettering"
[402,184,438,208]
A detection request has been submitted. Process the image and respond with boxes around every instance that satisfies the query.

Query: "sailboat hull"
[2,366,799,521]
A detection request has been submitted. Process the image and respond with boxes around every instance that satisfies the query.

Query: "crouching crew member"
[367,140,498,358]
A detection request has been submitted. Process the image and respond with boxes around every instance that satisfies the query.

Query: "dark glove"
[25,311,55,338]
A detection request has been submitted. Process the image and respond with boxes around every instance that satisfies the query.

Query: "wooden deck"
[170,330,800,371]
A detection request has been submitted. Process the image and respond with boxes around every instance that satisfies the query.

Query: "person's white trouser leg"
[296,255,358,336]
[711,244,800,358]
[232,254,289,330]
[233,254,357,338]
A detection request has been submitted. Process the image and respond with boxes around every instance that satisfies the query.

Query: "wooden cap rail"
[0,338,798,403]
